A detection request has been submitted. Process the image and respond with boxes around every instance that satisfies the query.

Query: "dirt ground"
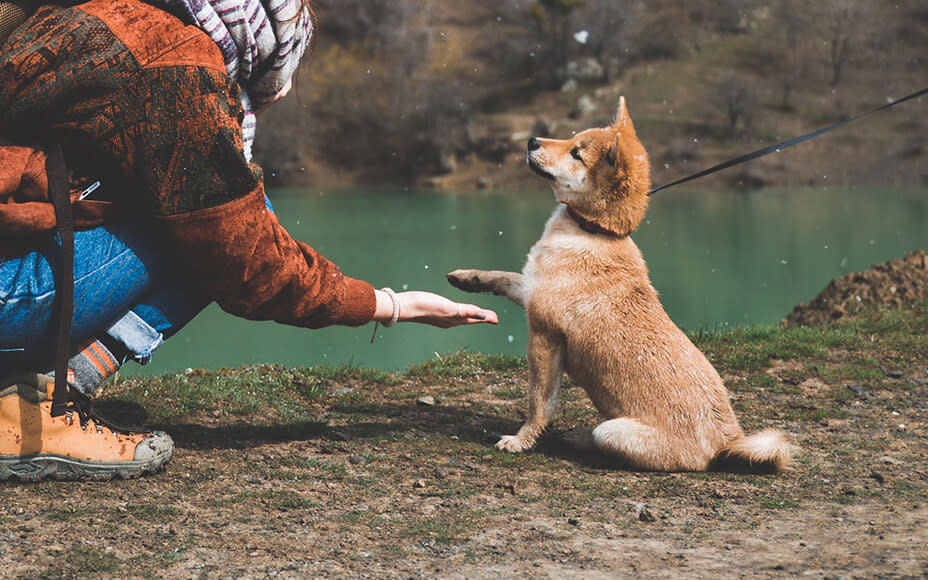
[786,250,928,327]
[1,260,927,578]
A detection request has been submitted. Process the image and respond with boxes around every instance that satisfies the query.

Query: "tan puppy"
[448,98,790,472]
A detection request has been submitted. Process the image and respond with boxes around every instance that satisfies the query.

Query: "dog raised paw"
[495,434,532,453]
[446,269,490,294]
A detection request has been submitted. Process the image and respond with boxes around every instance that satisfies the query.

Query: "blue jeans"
[0,220,207,372]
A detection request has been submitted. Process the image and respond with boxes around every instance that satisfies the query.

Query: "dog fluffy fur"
[448,98,790,472]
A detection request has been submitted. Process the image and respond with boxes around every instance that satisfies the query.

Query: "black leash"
[649,86,928,195]
[45,143,74,417]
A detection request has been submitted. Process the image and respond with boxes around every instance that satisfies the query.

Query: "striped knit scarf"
[151,0,313,160]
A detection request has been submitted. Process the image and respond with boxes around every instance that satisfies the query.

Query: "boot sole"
[0,449,173,482]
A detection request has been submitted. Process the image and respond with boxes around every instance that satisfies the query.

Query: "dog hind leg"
[592,418,709,472]
[447,269,527,309]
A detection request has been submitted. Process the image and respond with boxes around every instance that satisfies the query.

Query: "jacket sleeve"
[154,185,376,328]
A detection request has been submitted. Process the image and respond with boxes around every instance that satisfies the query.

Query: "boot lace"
[62,388,134,437]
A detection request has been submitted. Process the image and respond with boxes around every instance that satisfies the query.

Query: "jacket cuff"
[336,276,377,327]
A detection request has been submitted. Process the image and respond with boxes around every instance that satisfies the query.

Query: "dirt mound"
[785,250,928,327]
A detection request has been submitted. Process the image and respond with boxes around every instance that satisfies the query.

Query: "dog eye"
[570,147,583,161]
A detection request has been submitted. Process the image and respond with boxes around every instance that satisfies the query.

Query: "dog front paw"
[495,434,532,453]
[447,269,490,294]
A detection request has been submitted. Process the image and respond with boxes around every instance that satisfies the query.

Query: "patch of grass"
[329,389,371,412]
[781,405,849,422]
[239,489,320,511]
[761,497,800,510]
[46,505,93,521]
[127,504,181,523]
[695,324,829,371]
[59,546,119,574]
[161,546,188,564]
[820,358,886,385]
[111,364,300,422]
[295,365,402,394]
[493,386,524,400]
[109,363,401,423]
[278,457,351,481]
[401,515,472,544]
[385,390,420,401]
[406,351,526,378]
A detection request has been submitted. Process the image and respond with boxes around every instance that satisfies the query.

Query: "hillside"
[255,0,928,192]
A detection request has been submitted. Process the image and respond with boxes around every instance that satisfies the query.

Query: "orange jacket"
[0,0,375,328]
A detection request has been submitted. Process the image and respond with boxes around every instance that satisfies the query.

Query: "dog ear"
[614,96,637,135]
[614,96,629,129]
[606,135,619,166]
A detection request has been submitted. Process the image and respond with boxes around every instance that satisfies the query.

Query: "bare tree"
[714,72,757,138]
[715,0,754,35]
[776,0,802,110]
[827,0,862,87]
[574,0,635,82]
[528,0,585,87]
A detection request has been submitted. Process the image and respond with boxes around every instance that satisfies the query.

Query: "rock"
[846,383,867,398]
[567,57,605,84]
[532,117,554,138]
[635,503,656,522]
[567,517,580,526]
[497,483,517,495]
[438,151,457,175]
[570,95,598,119]
[416,396,436,407]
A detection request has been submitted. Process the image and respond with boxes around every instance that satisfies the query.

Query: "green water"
[124,185,928,375]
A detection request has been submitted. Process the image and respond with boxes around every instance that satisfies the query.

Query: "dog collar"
[565,205,626,238]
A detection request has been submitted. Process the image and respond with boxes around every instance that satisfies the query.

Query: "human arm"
[373,289,499,328]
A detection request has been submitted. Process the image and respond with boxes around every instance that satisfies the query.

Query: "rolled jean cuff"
[106,310,164,365]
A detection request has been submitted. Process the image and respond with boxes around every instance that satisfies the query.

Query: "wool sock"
[55,339,126,395]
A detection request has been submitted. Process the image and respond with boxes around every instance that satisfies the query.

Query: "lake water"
[123,185,928,376]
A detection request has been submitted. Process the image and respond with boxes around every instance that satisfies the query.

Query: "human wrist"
[374,288,401,326]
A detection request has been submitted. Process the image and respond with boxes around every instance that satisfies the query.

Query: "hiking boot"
[0,373,173,481]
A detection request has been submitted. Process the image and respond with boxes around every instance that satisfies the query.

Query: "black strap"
[45,144,73,416]
[649,86,928,195]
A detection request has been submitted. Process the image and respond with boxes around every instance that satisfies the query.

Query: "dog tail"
[710,429,792,473]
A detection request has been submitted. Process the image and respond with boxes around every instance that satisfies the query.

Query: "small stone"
[567,517,580,526]
[635,503,656,522]
[498,483,517,495]
[349,455,367,465]
[413,479,428,489]
[846,383,867,398]
[416,396,436,407]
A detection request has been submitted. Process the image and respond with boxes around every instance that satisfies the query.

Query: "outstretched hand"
[375,290,498,329]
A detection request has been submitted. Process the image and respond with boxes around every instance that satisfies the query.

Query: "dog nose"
[527,137,541,152]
